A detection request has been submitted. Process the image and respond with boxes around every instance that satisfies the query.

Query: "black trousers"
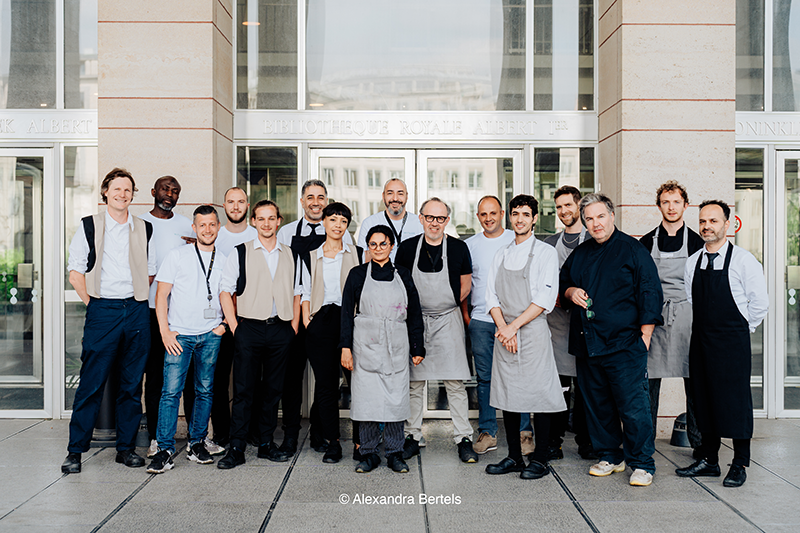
[550,375,591,449]
[700,435,751,467]
[649,377,702,449]
[281,323,322,439]
[230,318,294,450]
[184,329,234,443]
[305,305,344,442]
[503,411,552,464]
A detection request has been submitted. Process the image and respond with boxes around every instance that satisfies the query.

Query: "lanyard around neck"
[194,244,216,304]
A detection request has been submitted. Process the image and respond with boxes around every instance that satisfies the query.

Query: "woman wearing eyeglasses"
[340,224,425,473]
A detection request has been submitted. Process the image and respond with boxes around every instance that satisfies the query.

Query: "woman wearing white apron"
[340,225,425,473]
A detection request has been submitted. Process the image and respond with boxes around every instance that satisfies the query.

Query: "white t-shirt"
[465,229,515,323]
[156,245,227,336]
[139,212,195,308]
[356,210,424,261]
[215,224,258,257]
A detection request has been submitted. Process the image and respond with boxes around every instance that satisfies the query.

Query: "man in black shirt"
[639,181,704,453]
[395,198,477,463]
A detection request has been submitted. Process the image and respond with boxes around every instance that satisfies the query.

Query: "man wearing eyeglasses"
[395,197,477,464]
[560,193,663,487]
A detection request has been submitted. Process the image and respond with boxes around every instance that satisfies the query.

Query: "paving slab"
[426,501,592,532]
[101,501,270,533]
[0,419,44,441]
[266,501,426,532]
[580,501,755,533]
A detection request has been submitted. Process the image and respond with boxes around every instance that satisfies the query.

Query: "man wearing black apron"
[676,200,768,487]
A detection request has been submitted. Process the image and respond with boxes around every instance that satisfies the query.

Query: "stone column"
[97,0,234,218]
[597,0,736,437]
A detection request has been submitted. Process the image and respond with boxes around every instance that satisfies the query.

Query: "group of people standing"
[61,168,768,489]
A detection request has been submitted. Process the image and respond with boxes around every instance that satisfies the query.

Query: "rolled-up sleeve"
[67,225,89,274]
[529,245,559,313]
[484,249,504,313]
[220,251,240,294]
[634,246,664,326]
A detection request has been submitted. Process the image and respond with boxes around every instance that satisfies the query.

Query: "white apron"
[350,263,412,422]
[490,238,567,413]
[409,236,470,381]
[648,225,692,378]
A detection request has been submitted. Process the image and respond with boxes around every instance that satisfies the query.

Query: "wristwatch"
[222,322,231,334]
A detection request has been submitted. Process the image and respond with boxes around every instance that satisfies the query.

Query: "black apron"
[689,243,753,439]
[291,220,326,285]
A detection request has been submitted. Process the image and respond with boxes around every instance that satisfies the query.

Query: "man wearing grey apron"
[677,201,768,488]
[395,198,477,463]
[484,195,566,479]
[544,185,593,460]
[639,181,704,451]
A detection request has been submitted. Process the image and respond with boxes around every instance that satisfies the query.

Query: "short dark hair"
[554,185,581,205]
[509,194,539,215]
[579,193,615,226]
[302,179,327,196]
[699,199,730,221]
[323,202,352,225]
[100,168,136,203]
[193,204,219,223]
[656,180,689,205]
[366,224,395,246]
[251,199,281,220]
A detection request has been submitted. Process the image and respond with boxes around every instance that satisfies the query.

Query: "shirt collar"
[105,210,133,230]
[703,239,729,255]
[316,244,348,258]
[253,238,282,253]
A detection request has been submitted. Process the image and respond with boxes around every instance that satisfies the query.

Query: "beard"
[156,201,174,212]
[560,213,579,228]
[226,211,247,224]
[385,201,404,217]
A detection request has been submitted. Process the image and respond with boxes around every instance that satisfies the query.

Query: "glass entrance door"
[778,151,800,415]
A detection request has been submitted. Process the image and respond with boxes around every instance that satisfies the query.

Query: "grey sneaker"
[147,449,174,474]
[473,432,497,454]
[629,468,653,486]
[187,442,214,464]
[147,439,159,458]
[204,437,226,456]
[589,460,626,477]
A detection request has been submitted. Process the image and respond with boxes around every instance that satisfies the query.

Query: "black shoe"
[520,459,549,479]
[547,446,564,461]
[723,464,747,487]
[61,453,81,474]
[147,449,175,474]
[578,444,599,460]
[258,442,291,462]
[402,435,420,460]
[355,453,381,473]
[353,446,363,462]
[387,452,409,473]
[115,450,145,468]
[485,456,524,475]
[310,433,329,453]
[323,440,343,463]
[675,459,721,478]
[187,442,214,464]
[278,436,298,455]
[457,437,478,463]
[217,447,246,469]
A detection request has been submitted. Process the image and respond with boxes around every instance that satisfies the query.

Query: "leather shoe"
[675,459,721,478]
[355,453,381,473]
[310,433,329,453]
[723,464,747,487]
[323,440,343,463]
[485,456,524,475]
[521,459,549,479]
[278,436,298,455]
[387,452,409,473]
[218,447,246,469]
[61,453,81,474]
[115,450,145,468]
[258,442,291,462]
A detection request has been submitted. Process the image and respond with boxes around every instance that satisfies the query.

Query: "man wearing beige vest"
[62,168,156,474]
[217,200,298,469]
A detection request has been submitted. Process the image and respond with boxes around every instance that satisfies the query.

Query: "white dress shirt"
[277,218,354,247]
[67,210,157,299]
[221,239,287,318]
[466,229,515,323]
[299,246,345,307]
[685,240,769,333]
[485,236,559,315]
[356,210,424,261]
[215,224,258,257]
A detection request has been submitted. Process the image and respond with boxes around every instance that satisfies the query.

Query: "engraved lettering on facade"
[0,119,15,134]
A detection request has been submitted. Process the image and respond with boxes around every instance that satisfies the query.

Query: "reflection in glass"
[236,0,297,109]
[64,0,98,109]
[306,0,525,111]
[735,148,764,410]
[236,147,298,225]
[0,0,57,109]
[533,148,594,238]
[773,0,800,110]
[737,0,764,111]
[784,157,800,409]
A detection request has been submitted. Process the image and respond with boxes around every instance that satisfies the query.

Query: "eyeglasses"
[368,241,391,250]
[585,298,595,320]
[422,214,448,224]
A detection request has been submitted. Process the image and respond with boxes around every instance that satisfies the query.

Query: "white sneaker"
[147,439,159,458]
[589,460,626,477]
[204,437,226,456]
[629,469,653,486]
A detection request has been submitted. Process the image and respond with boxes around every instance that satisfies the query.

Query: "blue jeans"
[156,330,222,453]
[468,319,531,436]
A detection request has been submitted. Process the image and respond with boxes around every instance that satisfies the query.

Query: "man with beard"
[543,186,594,460]
[639,181,704,451]
[139,176,196,459]
[676,200,768,488]
[357,178,423,261]
[215,187,257,257]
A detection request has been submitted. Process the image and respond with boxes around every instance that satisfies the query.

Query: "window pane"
[533,0,593,110]
[783,156,800,409]
[236,147,298,223]
[236,0,298,109]
[64,0,98,109]
[306,0,525,111]
[737,0,764,111]
[773,0,800,110]
[533,147,594,238]
[0,0,57,109]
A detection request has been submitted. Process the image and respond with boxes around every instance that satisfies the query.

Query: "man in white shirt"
[677,200,769,488]
[463,196,515,455]
[215,187,258,257]
[357,178,423,261]
[139,176,197,459]
[147,206,227,474]
[62,168,156,474]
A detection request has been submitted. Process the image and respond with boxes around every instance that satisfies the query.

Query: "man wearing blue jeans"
[464,196,532,455]
[147,205,228,474]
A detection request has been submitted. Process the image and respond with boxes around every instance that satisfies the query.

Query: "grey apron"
[490,238,567,413]
[648,225,692,378]
[350,262,412,422]
[409,236,470,381]
[547,229,586,377]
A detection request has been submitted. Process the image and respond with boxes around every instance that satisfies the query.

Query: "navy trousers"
[68,297,150,453]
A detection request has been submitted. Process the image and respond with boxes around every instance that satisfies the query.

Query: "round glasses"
[368,241,391,250]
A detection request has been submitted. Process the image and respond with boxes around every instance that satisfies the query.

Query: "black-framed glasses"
[585,298,595,320]
[422,214,448,224]
[368,241,391,250]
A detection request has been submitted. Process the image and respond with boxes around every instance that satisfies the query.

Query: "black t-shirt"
[395,235,472,305]
[639,223,704,256]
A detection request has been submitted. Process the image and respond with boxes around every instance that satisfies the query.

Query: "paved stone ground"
[1,418,799,532]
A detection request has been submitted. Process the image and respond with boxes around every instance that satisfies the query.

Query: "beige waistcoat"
[308,243,360,319]
[237,240,295,321]
[84,213,150,301]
